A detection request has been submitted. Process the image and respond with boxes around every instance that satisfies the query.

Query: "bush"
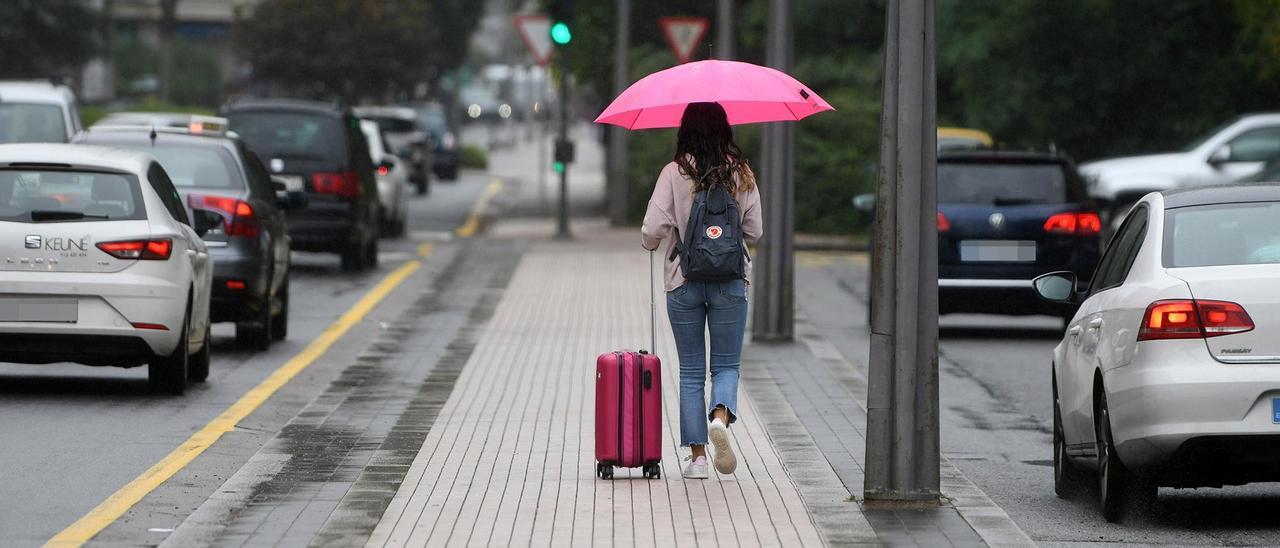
[459,144,488,169]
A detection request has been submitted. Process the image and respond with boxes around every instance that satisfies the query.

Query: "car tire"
[364,234,379,269]
[235,289,273,351]
[1096,389,1156,522]
[1053,372,1085,498]
[341,240,364,271]
[188,324,211,383]
[149,306,190,395]
[271,274,289,341]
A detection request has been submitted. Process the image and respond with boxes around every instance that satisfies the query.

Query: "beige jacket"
[641,161,763,291]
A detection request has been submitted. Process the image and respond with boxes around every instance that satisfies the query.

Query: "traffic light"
[548,0,572,45]
[550,22,572,45]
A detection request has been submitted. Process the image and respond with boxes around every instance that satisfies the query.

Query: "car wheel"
[1053,372,1085,498]
[1096,389,1155,522]
[416,179,428,195]
[187,324,211,383]
[364,234,379,269]
[341,240,364,271]
[149,306,190,395]
[271,274,289,341]
[235,289,273,351]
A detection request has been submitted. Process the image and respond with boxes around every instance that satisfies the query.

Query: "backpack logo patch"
[706,226,723,239]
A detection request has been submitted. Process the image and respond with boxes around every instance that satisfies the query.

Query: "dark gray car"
[75,126,300,349]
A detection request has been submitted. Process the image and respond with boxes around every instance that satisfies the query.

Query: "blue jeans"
[666,279,749,447]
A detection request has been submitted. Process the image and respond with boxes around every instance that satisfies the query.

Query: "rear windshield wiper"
[29,210,109,221]
[992,198,1036,206]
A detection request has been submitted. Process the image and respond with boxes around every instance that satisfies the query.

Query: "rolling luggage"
[595,251,663,480]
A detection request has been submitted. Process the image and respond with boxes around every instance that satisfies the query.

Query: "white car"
[1082,113,1280,228]
[0,144,215,394]
[359,119,410,237]
[1035,184,1280,521]
[0,80,83,143]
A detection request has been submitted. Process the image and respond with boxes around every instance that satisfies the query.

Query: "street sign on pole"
[515,14,555,66]
[660,16,709,64]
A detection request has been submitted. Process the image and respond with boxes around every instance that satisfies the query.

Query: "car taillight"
[1044,212,1102,236]
[311,171,362,198]
[442,132,457,150]
[188,194,259,237]
[937,211,950,232]
[1138,299,1254,341]
[97,239,172,260]
[376,165,390,176]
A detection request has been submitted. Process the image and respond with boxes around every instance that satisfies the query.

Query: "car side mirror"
[1032,271,1079,303]
[1209,145,1232,166]
[277,190,308,210]
[192,208,224,237]
[852,193,876,212]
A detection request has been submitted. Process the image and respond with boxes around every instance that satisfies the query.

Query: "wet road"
[796,250,1280,546]
[0,172,493,546]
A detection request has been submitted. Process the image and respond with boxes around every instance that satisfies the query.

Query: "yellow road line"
[455,179,504,238]
[46,258,425,547]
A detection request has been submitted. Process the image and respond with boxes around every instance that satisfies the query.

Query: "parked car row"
[0,81,463,395]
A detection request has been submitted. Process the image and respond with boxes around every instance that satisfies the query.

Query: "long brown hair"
[673,102,756,193]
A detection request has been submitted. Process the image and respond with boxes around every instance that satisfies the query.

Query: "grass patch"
[459,144,488,169]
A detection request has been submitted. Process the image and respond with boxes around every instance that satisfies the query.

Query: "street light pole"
[556,66,572,239]
[864,0,940,503]
[751,0,794,342]
[607,0,632,226]
[716,0,735,60]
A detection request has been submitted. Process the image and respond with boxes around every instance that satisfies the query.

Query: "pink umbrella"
[594,59,834,130]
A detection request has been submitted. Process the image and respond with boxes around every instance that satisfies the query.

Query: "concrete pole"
[556,66,572,239]
[607,0,632,226]
[751,0,794,342]
[716,0,735,60]
[863,0,940,503]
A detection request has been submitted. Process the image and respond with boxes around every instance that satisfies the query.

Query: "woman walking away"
[641,102,762,479]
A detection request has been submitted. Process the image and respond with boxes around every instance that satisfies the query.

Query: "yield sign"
[514,14,554,66]
[660,16,709,64]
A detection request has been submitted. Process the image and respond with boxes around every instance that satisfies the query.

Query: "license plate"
[960,240,1036,262]
[1273,398,1280,424]
[0,297,77,322]
[278,175,304,192]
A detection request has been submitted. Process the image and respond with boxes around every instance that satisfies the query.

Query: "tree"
[0,1,97,79]
[237,0,478,102]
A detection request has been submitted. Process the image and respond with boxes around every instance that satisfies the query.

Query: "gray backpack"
[670,168,747,282]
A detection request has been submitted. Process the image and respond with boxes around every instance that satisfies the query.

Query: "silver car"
[1035,184,1280,521]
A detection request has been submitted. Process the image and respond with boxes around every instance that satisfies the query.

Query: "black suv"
[76,123,301,349]
[936,151,1102,318]
[224,100,380,271]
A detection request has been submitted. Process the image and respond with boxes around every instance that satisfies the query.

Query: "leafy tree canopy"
[237,0,480,102]
[0,0,97,79]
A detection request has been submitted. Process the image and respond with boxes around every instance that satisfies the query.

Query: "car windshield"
[1181,118,1238,152]
[145,145,240,189]
[937,162,1068,205]
[415,109,447,133]
[364,116,417,133]
[227,111,343,160]
[0,170,144,222]
[0,103,67,143]
[1165,201,1280,267]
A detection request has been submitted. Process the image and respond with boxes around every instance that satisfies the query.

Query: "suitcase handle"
[649,249,657,354]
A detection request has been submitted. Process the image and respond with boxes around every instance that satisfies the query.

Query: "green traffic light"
[550,22,572,45]
[553,161,566,173]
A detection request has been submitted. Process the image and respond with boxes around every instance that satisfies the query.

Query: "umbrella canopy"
[594,59,834,130]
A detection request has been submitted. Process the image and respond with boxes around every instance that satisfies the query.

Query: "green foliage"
[459,144,488,169]
[80,100,216,128]
[113,38,223,106]
[0,1,97,79]
[237,0,478,102]
[937,0,1280,160]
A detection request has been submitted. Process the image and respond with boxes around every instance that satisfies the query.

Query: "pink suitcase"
[594,250,663,480]
[595,350,662,479]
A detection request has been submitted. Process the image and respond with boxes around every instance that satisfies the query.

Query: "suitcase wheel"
[643,463,661,479]
[596,462,614,480]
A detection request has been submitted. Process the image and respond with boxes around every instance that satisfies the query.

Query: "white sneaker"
[683,455,709,479]
[708,419,737,474]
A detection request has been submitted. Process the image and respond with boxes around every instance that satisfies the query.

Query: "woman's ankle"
[690,444,707,459]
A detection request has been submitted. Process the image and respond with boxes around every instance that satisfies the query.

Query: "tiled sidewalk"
[367,232,859,547]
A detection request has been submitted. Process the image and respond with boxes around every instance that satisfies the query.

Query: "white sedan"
[360,119,410,237]
[1035,183,1280,521]
[0,144,215,394]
